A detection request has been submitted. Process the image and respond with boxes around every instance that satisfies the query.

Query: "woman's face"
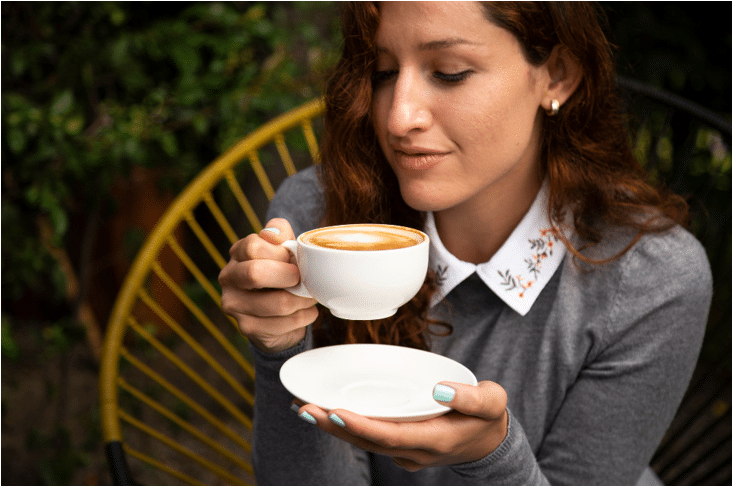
[371,1,549,216]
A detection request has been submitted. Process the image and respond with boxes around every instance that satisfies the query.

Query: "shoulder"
[609,225,711,302]
[272,164,322,201]
[570,224,711,294]
[266,165,324,236]
[557,225,712,348]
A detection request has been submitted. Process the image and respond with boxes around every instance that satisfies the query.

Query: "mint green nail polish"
[298,411,317,425]
[329,413,346,427]
[433,384,455,402]
[263,227,280,235]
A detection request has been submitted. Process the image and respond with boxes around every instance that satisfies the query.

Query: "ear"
[541,45,582,112]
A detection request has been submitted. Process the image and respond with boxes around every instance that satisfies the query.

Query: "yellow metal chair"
[99,99,324,486]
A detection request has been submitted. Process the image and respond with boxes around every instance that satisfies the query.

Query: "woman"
[218,2,712,485]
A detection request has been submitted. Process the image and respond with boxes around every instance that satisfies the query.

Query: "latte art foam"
[302,225,423,251]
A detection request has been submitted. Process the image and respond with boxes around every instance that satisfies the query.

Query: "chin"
[398,185,456,213]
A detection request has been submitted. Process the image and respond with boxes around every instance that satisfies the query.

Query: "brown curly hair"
[311,2,688,350]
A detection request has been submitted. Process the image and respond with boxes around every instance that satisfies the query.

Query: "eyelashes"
[432,70,472,83]
[371,69,398,86]
[371,69,473,86]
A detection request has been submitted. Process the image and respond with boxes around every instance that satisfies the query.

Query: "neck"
[434,173,542,265]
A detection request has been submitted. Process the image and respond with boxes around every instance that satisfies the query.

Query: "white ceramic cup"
[280,224,429,320]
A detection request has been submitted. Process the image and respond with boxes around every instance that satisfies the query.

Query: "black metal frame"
[106,441,144,486]
[617,75,732,144]
[617,75,731,486]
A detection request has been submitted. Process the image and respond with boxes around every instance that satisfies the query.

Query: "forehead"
[375,1,490,44]
[374,1,528,65]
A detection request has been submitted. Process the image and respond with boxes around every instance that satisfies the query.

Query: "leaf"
[245,4,266,21]
[498,269,517,290]
[109,6,125,26]
[159,132,178,157]
[48,205,69,239]
[6,128,26,154]
[65,115,84,135]
[25,184,40,204]
[50,90,74,117]
[1,319,21,361]
[171,44,201,76]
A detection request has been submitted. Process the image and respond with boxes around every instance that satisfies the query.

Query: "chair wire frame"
[617,76,731,486]
[99,99,324,486]
[102,81,731,486]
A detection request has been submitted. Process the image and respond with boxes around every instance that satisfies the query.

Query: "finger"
[291,400,321,426]
[304,407,443,470]
[235,306,318,340]
[229,215,298,263]
[221,259,301,290]
[245,289,316,317]
[392,457,424,473]
[295,405,451,473]
[228,233,292,264]
[296,406,375,446]
[433,381,507,421]
[259,218,296,244]
[318,408,431,452]
[222,287,316,320]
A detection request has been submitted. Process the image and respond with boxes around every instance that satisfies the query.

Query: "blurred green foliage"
[1,1,341,315]
[2,4,342,484]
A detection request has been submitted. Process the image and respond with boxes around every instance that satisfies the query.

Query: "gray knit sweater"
[250,166,711,486]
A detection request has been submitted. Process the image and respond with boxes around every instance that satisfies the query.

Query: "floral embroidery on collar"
[498,227,560,299]
[426,181,567,316]
[434,264,449,287]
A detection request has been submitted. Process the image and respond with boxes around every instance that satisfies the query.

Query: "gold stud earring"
[547,99,560,116]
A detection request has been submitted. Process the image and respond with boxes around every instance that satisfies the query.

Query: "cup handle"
[280,239,313,299]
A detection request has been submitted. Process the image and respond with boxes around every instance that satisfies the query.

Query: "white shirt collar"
[425,181,566,316]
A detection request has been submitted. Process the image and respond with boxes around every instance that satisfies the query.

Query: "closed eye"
[433,70,473,83]
[371,69,472,86]
[371,70,398,86]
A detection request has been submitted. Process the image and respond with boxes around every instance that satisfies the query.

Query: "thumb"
[260,218,297,245]
[433,381,507,421]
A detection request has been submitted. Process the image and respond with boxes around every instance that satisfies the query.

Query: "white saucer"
[280,344,477,422]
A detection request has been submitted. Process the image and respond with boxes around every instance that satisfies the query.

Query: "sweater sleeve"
[265,165,324,236]
[450,227,712,485]
[251,329,371,486]
[450,409,550,485]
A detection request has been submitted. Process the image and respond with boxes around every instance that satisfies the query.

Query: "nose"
[386,71,432,136]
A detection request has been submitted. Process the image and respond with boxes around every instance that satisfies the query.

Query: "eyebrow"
[376,37,481,53]
[419,38,480,50]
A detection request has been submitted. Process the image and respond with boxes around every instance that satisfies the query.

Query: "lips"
[391,146,450,171]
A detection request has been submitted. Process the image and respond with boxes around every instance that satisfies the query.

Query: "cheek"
[457,101,539,168]
[452,102,504,153]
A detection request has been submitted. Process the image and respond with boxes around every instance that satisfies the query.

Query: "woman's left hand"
[296,381,509,472]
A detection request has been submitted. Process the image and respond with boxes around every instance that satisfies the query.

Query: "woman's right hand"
[219,218,319,353]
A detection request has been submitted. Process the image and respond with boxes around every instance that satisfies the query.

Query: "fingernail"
[263,227,280,235]
[328,413,346,427]
[433,384,456,403]
[290,403,301,414]
[298,411,317,425]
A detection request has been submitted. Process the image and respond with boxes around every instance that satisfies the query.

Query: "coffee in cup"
[281,224,429,320]
[301,225,423,251]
